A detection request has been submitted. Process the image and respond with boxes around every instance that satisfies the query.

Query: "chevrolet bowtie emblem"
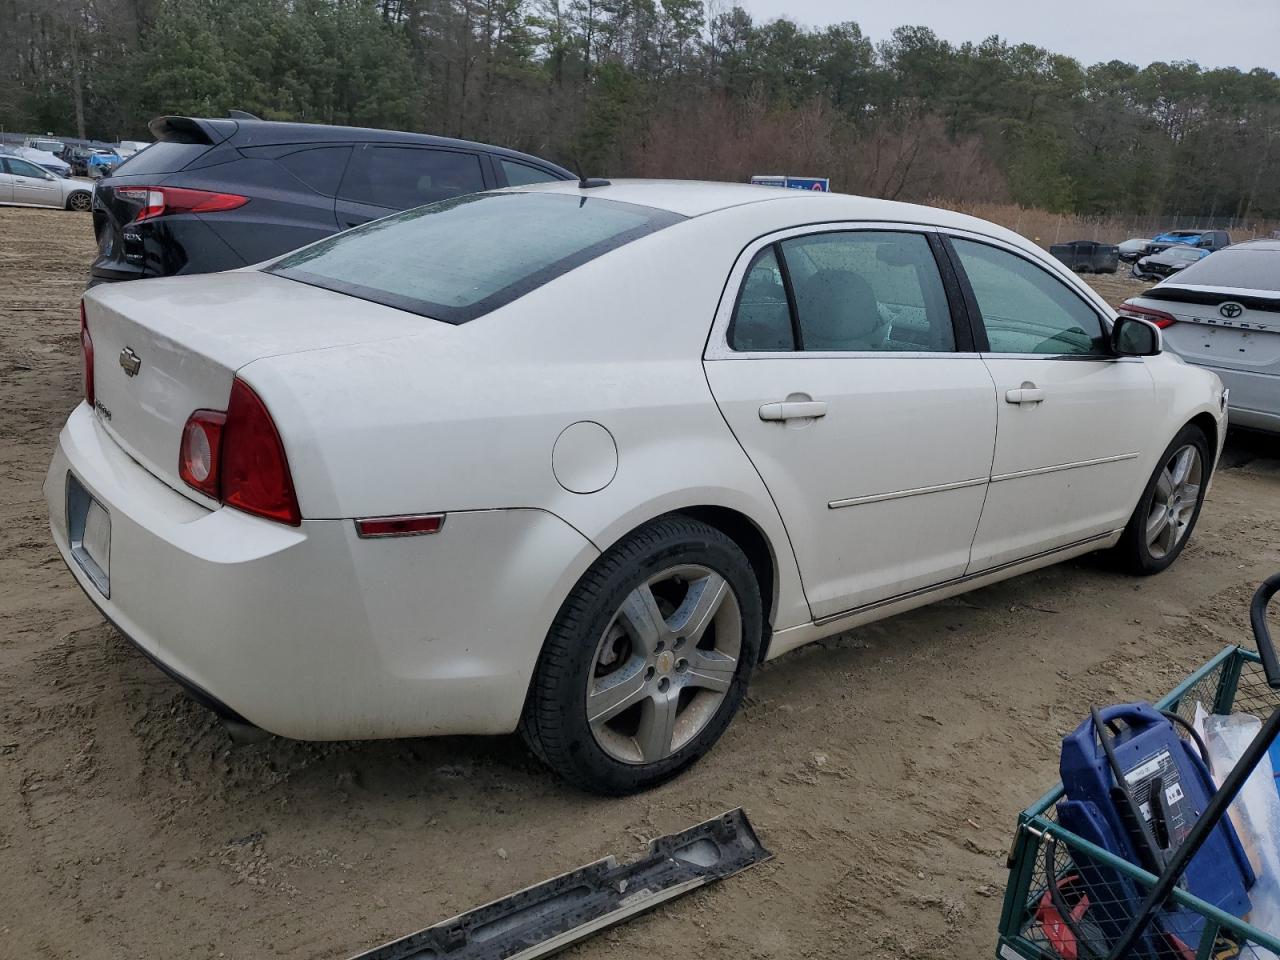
[119,346,141,377]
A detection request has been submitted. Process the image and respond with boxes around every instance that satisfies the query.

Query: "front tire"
[1113,425,1210,574]
[521,516,762,795]
[67,191,92,212]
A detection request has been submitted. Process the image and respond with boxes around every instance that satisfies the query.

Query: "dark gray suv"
[90,115,573,284]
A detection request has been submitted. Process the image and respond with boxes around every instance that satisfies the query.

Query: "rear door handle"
[759,400,828,421]
[1005,383,1045,405]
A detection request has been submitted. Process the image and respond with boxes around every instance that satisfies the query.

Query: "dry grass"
[933,200,1280,248]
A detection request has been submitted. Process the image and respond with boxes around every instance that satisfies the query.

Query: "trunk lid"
[1140,284,1280,410]
[85,270,431,502]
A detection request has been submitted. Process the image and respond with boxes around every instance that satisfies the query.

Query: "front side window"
[951,238,1106,356]
[268,192,684,323]
[341,147,485,210]
[728,230,955,353]
[4,158,50,179]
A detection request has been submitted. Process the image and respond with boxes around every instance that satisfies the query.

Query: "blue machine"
[1057,703,1254,956]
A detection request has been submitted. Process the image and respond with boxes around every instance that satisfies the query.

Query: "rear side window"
[114,141,210,176]
[268,192,685,323]
[729,231,955,352]
[500,159,561,186]
[340,146,485,210]
[278,146,351,197]
[1170,248,1279,290]
[952,238,1106,356]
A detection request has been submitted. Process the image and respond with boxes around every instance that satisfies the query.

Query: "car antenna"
[571,154,611,190]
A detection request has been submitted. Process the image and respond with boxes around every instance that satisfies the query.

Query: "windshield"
[267,192,685,323]
[1167,247,1279,290]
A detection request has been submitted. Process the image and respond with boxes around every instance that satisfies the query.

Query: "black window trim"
[725,225,972,356]
[939,232,1121,361]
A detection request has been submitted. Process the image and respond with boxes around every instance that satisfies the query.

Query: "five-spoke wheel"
[1116,424,1210,574]
[521,516,762,794]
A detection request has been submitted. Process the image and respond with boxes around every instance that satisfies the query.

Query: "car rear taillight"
[80,300,94,406]
[179,378,300,526]
[114,186,249,223]
[1118,303,1178,328]
[179,411,226,500]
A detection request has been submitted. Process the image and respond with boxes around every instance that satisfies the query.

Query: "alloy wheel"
[69,193,91,212]
[586,564,742,765]
[1145,443,1202,559]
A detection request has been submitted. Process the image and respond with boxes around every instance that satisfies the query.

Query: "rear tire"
[520,515,762,795]
[1113,425,1210,575]
[67,191,92,212]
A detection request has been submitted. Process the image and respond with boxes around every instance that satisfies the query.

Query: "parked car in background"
[115,140,150,158]
[0,155,93,210]
[1049,239,1119,273]
[1121,239,1280,433]
[61,145,97,176]
[25,136,66,155]
[1147,229,1231,255]
[9,145,71,177]
[53,181,1226,792]
[90,115,574,284]
[86,149,121,179]
[1118,238,1151,263]
[1132,245,1208,280]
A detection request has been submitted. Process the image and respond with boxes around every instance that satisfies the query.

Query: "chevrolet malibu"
[48,181,1227,794]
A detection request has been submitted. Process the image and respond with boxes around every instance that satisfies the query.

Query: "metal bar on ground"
[345,808,772,960]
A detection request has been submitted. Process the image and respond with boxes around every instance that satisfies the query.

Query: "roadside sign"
[750,175,830,192]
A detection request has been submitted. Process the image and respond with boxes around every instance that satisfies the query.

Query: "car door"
[5,158,60,206]
[334,144,490,228]
[944,233,1157,572]
[704,226,998,622]
[0,161,14,204]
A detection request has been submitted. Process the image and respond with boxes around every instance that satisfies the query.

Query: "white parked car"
[1120,239,1280,433]
[1,154,92,210]
[47,182,1227,793]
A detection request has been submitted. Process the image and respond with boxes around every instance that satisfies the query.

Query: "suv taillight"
[114,186,249,223]
[1117,303,1178,329]
[80,300,94,405]
[179,378,301,526]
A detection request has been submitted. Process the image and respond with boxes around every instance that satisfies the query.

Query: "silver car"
[1120,239,1280,432]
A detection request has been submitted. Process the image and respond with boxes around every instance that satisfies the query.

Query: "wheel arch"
[1187,411,1218,460]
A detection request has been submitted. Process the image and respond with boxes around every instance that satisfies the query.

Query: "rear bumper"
[1189,364,1280,434]
[46,403,599,740]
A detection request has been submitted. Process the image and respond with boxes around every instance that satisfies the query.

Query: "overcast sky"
[729,0,1280,73]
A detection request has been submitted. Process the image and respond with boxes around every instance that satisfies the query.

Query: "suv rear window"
[114,141,209,176]
[267,192,684,323]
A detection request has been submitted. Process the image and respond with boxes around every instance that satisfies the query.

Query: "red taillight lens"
[115,186,249,223]
[179,411,226,499]
[1118,303,1177,328]
[221,379,300,526]
[355,514,445,538]
[80,300,94,406]
[179,379,300,526]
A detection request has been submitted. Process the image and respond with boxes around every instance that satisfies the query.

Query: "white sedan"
[1,154,93,211]
[47,181,1227,794]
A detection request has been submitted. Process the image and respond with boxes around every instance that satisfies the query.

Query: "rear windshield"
[113,141,207,176]
[1168,248,1279,290]
[267,192,685,323]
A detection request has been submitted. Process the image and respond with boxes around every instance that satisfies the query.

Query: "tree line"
[3,0,1279,220]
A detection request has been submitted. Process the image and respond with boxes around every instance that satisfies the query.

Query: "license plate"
[66,473,110,597]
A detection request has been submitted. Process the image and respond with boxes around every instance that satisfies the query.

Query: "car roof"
[174,116,574,177]
[504,178,1023,235]
[1226,238,1280,252]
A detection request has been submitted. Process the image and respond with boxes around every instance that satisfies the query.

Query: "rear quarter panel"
[241,209,812,631]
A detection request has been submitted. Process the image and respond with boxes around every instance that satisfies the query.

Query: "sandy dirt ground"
[2,206,1279,959]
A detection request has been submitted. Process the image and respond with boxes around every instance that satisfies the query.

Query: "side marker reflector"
[355,514,445,539]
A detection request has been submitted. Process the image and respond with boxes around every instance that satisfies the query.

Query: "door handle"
[759,400,828,421]
[1005,383,1045,405]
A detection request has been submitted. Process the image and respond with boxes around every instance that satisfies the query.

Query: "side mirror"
[1112,315,1162,357]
